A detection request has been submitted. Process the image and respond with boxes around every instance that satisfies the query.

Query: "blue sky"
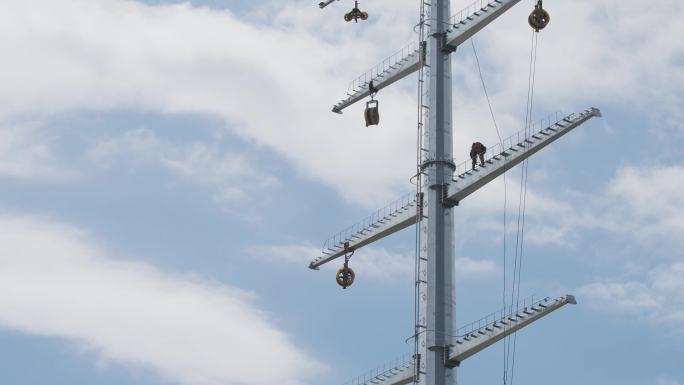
[0,1,683,385]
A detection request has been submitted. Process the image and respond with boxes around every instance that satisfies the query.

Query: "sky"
[0,0,683,385]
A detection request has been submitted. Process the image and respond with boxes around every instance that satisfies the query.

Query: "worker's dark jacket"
[470,142,486,157]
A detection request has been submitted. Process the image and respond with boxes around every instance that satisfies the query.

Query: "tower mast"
[419,0,457,384]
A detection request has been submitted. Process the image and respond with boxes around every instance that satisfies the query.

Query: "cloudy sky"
[1,0,683,385]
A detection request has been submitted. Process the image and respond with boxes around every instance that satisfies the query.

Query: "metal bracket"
[441,185,459,208]
[417,192,425,218]
[441,33,457,53]
[420,41,428,63]
[413,353,422,381]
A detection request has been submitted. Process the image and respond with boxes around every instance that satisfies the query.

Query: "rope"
[504,29,539,385]
[470,38,503,144]
[469,38,510,384]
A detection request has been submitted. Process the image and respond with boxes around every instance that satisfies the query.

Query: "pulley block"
[528,1,550,31]
[364,99,380,126]
[344,1,368,22]
[336,266,355,289]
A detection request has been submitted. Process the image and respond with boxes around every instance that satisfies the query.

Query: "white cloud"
[579,262,684,333]
[0,123,77,181]
[87,128,278,203]
[3,0,680,206]
[657,377,684,385]
[0,214,322,385]
[247,243,497,280]
[600,165,684,246]
[461,164,684,251]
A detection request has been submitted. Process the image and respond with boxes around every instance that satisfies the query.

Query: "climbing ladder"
[341,295,576,385]
[309,108,601,270]
[331,0,523,114]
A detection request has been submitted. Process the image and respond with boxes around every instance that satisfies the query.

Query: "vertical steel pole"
[418,0,456,384]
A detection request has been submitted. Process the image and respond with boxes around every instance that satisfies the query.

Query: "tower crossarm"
[443,0,522,52]
[309,108,601,270]
[309,192,421,269]
[332,44,422,114]
[446,107,602,205]
[350,358,415,385]
[331,0,524,114]
[447,295,577,366]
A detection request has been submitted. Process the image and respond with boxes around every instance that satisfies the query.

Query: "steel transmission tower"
[310,1,601,385]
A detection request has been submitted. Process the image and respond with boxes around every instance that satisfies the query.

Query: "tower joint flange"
[420,158,456,171]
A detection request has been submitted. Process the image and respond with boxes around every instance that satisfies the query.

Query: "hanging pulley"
[364,100,380,126]
[336,242,356,289]
[364,81,380,126]
[344,1,369,22]
[528,0,550,31]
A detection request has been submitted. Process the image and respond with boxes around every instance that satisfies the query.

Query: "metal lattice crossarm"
[331,0,523,114]
[308,108,601,270]
[445,107,602,204]
[332,43,422,114]
[443,0,523,52]
[309,192,420,270]
[447,295,577,365]
[343,295,577,385]
[342,356,416,385]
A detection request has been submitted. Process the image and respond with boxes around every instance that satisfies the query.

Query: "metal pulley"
[364,100,380,126]
[336,266,355,288]
[528,0,550,31]
[344,1,368,22]
[364,80,380,126]
[336,242,356,289]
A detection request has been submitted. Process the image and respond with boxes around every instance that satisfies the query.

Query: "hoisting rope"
[504,28,540,385]
[469,39,510,381]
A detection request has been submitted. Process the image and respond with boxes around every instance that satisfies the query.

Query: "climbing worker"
[470,142,486,170]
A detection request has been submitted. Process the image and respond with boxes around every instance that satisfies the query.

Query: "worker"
[470,142,486,170]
